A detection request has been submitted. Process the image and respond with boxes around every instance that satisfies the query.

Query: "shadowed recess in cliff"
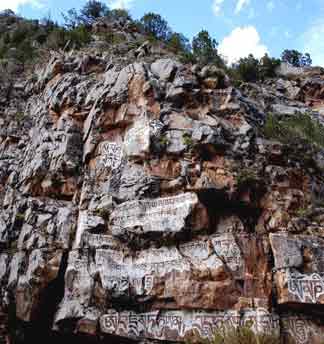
[197,188,263,233]
[16,251,69,343]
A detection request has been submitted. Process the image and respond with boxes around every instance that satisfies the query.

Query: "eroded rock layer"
[2,39,324,344]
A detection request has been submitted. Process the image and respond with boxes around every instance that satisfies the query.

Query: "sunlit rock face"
[2,21,324,344]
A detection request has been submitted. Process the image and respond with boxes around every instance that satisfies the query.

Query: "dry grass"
[186,326,280,344]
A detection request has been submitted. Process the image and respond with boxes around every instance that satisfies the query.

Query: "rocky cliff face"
[1,25,324,344]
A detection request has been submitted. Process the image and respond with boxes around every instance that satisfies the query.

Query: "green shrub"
[236,168,259,186]
[46,27,67,50]
[95,208,110,220]
[259,54,281,80]
[182,133,194,147]
[0,17,60,64]
[15,212,25,221]
[62,0,109,28]
[167,32,191,54]
[263,112,324,149]
[232,54,259,82]
[67,25,92,49]
[0,20,40,64]
[79,0,109,25]
[296,205,311,218]
[0,42,8,59]
[228,53,280,83]
[46,19,92,51]
[15,112,25,121]
[179,50,196,64]
[11,21,37,45]
[186,326,279,344]
[101,30,126,45]
[108,9,131,21]
[158,134,169,146]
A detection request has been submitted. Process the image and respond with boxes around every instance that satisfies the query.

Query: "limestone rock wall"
[1,52,324,343]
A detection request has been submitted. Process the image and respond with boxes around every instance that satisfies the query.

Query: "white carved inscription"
[91,234,245,297]
[95,246,191,297]
[100,308,279,341]
[287,273,324,303]
[211,235,242,272]
[101,142,123,170]
[287,271,324,303]
[282,316,324,344]
[124,119,150,157]
[110,193,198,236]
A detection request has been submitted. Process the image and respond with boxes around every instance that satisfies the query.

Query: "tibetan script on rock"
[124,119,150,157]
[100,308,279,341]
[100,142,123,170]
[110,193,199,237]
[282,315,324,344]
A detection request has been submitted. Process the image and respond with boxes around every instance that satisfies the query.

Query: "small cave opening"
[10,251,69,344]
[9,250,140,344]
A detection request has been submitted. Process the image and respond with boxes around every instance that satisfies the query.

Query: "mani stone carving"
[100,308,279,342]
[281,315,324,344]
[270,233,324,271]
[270,233,324,305]
[275,270,324,305]
[100,141,124,170]
[109,192,200,238]
[124,119,151,158]
[59,234,245,306]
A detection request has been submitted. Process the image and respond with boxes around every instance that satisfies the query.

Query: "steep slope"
[1,17,324,344]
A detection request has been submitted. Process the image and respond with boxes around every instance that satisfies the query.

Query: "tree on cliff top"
[259,53,281,79]
[62,0,109,28]
[192,30,223,66]
[140,12,171,41]
[281,49,312,67]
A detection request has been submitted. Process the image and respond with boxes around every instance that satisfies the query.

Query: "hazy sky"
[2,0,324,66]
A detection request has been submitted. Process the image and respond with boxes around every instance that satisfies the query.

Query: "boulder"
[151,58,178,82]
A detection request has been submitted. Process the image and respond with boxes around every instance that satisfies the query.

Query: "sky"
[1,0,324,66]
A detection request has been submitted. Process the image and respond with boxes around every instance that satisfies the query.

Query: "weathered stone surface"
[276,78,301,99]
[12,249,63,322]
[17,198,77,250]
[271,234,324,305]
[271,103,308,116]
[151,59,178,82]
[73,210,106,249]
[276,62,306,77]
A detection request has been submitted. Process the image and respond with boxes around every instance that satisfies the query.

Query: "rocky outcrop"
[1,42,324,344]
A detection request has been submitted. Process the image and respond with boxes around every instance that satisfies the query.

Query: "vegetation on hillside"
[228,54,281,83]
[264,112,324,149]
[0,0,313,81]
